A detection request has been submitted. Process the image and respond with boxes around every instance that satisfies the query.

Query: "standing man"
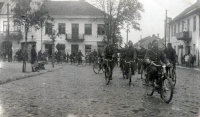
[77,50,83,65]
[31,45,37,72]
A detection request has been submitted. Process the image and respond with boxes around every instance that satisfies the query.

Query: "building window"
[182,21,185,32]
[174,25,176,35]
[14,22,21,32]
[45,23,52,35]
[85,24,92,35]
[193,44,196,54]
[199,15,200,36]
[97,24,105,35]
[3,21,8,32]
[171,26,173,36]
[193,16,196,31]
[58,23,66,34]
[187,19,190,31]
[85,45,91,54]
[178,22,180,33]
[72,24,79,39]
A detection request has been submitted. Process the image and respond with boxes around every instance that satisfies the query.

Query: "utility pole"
[7,3,10,38]
[126,24,130,43]
[109,0,113,43]
[164,10,168,47]
[41,22,43,51]
[7,3,11,62]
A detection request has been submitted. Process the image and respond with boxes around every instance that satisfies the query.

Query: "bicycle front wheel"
[105,67,111,85]
[93,62,100,74]
[128,68,132,86]
[160,77,173,104]
[171,69,176,87]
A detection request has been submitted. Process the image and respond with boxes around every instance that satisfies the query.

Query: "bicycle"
[93,57,104,74]
[167,65,176,87]
[145,61,174,104]
[120,59,126,79]
[104,58,113,85]
[124,60,135,86]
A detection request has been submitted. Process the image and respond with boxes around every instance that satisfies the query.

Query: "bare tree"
[94,0,144,44]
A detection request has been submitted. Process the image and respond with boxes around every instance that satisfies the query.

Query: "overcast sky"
[121,0,197,44]
[52,0,197,44]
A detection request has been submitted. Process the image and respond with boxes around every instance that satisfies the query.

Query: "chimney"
[157,34,159,38]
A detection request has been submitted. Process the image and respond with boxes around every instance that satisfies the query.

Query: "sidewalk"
[0,61,64,85]
[177,65,200,72]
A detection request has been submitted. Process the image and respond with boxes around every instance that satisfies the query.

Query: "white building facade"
[169,1,200,66]
[0,0,105,59]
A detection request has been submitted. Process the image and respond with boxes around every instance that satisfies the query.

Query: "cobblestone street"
[0,64,199,117]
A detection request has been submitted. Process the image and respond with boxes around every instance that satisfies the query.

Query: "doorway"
[71,44,79,54]
[72,24,79,39]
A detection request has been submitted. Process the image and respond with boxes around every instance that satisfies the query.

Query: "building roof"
[171,1,200,23]
[46,1,104,17]
[134,35,165,49]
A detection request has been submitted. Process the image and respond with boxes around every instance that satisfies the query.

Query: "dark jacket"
[137,48,146,59]
[164,48,176,63]
[104,45,115,59]
[125,46,137,61]
[145,47,167,64]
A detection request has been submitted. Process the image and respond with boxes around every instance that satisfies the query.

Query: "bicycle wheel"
[160,77,173,104]
[145,76,154,96]
[128,68,132,86]
[105,67,111,85]
[123,69,126,79]
[93,62,100,74]
[171,69,176,87]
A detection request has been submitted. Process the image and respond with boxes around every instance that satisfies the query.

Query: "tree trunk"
[52,39,55,68]
[22,25,28,72]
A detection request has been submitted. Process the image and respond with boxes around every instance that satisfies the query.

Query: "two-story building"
[169,0,200,66]
[0,0,105,59]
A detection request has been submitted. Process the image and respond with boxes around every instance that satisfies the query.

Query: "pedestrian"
[185,54,189,67]
[31,45,38,72]
[66,52,69,63]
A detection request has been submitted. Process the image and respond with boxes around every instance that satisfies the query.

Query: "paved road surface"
[0,64,199,117]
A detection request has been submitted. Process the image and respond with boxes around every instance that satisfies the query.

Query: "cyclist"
[119,45,128,71]
[144,40,169,87]
[136,45,147,74]
[104,43,116,80]
[124,41,137,77]
[164,43,176,69]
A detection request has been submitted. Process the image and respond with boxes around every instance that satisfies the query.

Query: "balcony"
[175,31,192,42]
[65,33,84,42]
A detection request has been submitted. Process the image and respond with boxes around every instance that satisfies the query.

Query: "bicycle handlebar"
[103,58,113,62]
[125,60,135,64]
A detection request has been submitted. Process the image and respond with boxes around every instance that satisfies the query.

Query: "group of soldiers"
[102,39,176,82]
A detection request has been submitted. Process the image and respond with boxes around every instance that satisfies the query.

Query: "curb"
[0,65,63,85]
[177,66,200,72]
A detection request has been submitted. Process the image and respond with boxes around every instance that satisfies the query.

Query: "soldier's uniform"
[145,47,167,80]
[124,46,137,75]
[104,44,116,79]
[137,47,147,74]
[164,47,176,67]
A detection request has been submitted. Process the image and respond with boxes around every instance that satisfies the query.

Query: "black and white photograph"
[0,0,200,116]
